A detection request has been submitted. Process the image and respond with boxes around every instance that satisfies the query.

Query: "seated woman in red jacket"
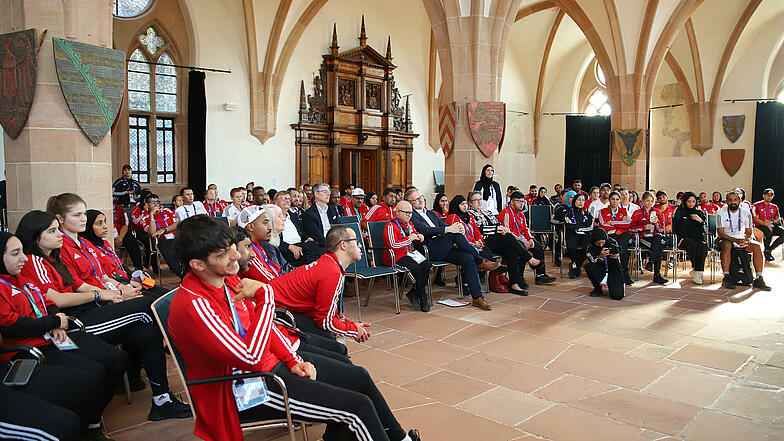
[81,209,168,298]
[446,195,496,262]
[0,231,128,440]
[383,201,432,312]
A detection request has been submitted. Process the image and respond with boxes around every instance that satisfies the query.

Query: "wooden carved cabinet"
[291,18,418,194]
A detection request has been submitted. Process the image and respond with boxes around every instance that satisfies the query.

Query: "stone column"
[1,0,114,231]
[607,73,650,191]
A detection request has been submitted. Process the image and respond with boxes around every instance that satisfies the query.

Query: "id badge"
[407,250,426,264]
[45,332,79,351]
[103,281,118,290]
[232,371,270,411]
[600,273,608,286]
[164,232,175,240]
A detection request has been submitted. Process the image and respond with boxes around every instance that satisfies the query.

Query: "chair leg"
[299,421,309,441]
[362,278,375,308]
[456,266,464,300]
[123,370,132,405]
[392,272,400,314]
[354,277,362,322]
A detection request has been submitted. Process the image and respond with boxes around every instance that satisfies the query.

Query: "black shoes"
[406,289,419,309]
[568,264,580,279]
[408,429,422,441]
[519,279,529,290]
[753,276,772,291]
[589,288,602,297]
[510,287,529,296]
[652,274,668,285]
[624,276,634,286]
[535,274,556,285]
[644,261,653,272]
[722,277,736,289]
[419,295,431,312]
[764,251,775,261]
[148,393,192,421]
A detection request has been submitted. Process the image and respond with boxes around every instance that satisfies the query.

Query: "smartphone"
[3,359,38,387]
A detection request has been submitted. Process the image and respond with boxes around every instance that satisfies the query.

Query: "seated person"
[587,183,611,221]
[553,193,593,279]
[384,201,432,312]
[524,185,537,207]
[303,183,343,247]
[533,187,552,206]
[363,188,398,229]
[168,216,421,441]
[330,189,346,217]
[82,209,169,297]
[113,202,143,271]
[237,206,284,283]
[585,228,625,300]
[468,191,533,295]
[275,193,323,266]
[752,188,783,261]
[697,192,713,213]
[598,191,634,285]
[432,193,449,219]
[132,193,183,278]
[174,187,207,222]
[711,191,724,211]
[339,184,354,214]
[673,192,709,285]
[619,187,638,217]
[629,192,667,284]
[288,188,306,220]
[202,188,227,217]
[716,191,771,290]
[345,187,370,218]
[498,191,556,285]
[406,188,499,310]
[656,190,676,234]
[223,187,248,226]
[20,202,190,421]
[446,195,495,261]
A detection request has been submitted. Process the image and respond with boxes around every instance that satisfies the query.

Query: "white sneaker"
[692,270,703,285]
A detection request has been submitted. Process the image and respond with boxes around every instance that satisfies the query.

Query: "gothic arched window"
[113,0,152,18]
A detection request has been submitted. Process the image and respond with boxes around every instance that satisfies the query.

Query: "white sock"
[756,272,762,278]
[724,272,729,276]
[400,435,412,441]
[153,392,172,406]
[87,423,101,429]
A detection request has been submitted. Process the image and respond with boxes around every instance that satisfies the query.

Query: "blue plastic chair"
[345,222,403,316]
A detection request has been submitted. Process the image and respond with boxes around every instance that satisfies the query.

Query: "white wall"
[181,0,441,195]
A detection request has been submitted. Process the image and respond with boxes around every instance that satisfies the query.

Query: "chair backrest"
[529,205,554,233]
[433,170,445,193]
[216,216,229,225]
[337,215,360,224]
[368,221,391,267]
[342,222,371,272]
[150,289,196,416]
[707,214,718,236]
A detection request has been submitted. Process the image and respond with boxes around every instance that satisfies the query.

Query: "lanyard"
[99,244,125,273]
[183,205,191,218]
[764,203,772,220]
[62,234,104,278]
[206,202,217,216]
[153,211,169,230]
[510,209,522,232]
[325,253,346,314]
[727,210,741,232]
[462,219,473,240]
[611,209,619,221]
[252,242,280,277]
[123,177,135,193]
[393,218,413,251]
[0,278,46,318]
[225,286,246,339]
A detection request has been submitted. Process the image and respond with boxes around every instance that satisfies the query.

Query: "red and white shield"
[466,102,506,158]
[438,102,458,157]
[0,29,37,139]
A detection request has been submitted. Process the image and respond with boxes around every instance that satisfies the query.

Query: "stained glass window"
[155,52,177,113]
[128,49,150,111]
[113,0,151,18]
[156,118,175,183]
[586,89,611,116]
[595,61,606,88]
[128,116,150,183]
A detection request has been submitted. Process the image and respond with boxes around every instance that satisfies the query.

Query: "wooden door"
[309,147,330,184]
[360,150,377,193]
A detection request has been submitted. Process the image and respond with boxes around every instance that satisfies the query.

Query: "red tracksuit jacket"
[629,207,665,238]
[269,253,358,339]
[446,213,483,244]
[21,254,81,293]
[497,206,532,241]
[598,206,632,235]
[60,234,108,288]
[239,241,282,284]
[383,219,422,265]
[0,274,58,361]
[168,273,302,441]
[363,204,395,223]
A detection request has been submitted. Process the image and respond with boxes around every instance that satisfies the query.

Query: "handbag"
[488,270,510,293]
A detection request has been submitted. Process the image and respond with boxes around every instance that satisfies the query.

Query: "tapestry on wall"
[614,129,643,166]
[0,29,37,139]
[721,148,744,177]
[467,102,505,158]
[52,37,125,146]
[722,115,745,144]
[438,102,458,157]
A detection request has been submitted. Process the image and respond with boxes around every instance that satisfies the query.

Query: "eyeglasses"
[470,198,482,202]
[149,200,160,204]
[398,210,413,214]
[340,238,359,244]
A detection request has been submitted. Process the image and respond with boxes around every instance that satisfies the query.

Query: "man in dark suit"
[330,189,347,217]
[275,190,323,266]
[405,187,500,310]
[303,183,343,248]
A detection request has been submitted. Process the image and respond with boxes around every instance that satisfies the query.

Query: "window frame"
[113,0,153,18]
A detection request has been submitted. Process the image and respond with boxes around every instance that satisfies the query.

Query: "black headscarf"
[570,193,588,223]
[0,231,14,275]
[679,191,699,214]
[432,193,448,216]
[448,195,471,224]
[591,227,608,242]
[364,192,377,207]
[477,164,495,200]
[82,209,107,249]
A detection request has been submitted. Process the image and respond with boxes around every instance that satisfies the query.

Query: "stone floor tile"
[712,384,784,425]
[389,339,476,367]
[457,386,551,426]
[547,345,672,389]
[517,404,650,441]
[443,352,561,393]
[532,374,617,403]
[642,366,733,407]
[363,328,424,350]
[560,304,621,320]
[678,409,784,441]
[440,322,515,347]
[538,299,583,313]
[747,365,784,388]
[400,370,494,405]
[668,344,751,372]
[516,308,580,325]
[573,332,644,353]
[459,310,521,327]
[627,343,679,361]
[481,332,571,366]
[393,402,524,441]
[348,348,435,386]
[375,313,470,339]
[644,317,707,335]
[570,389,701,435]
[505,319,590,341]
[375,382,436,410]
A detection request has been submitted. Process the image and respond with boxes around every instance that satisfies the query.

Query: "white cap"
[237,205,265,228]
[352,188,365,197]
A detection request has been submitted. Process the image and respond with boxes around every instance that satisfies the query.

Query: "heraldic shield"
[614,129,643,166]
[439,102,458,157]
[467,102,506,158]
[0,29,37,139]
[721,148,744,177]
[722,115,745,143]
[53,37,125,146]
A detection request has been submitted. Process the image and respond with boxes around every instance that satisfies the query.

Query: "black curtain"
[564,115,611,189]
[752,102,784,200]
[187,70,207,201]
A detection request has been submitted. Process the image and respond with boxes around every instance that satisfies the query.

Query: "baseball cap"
[352,188,365,197]
[237,205,266,228]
